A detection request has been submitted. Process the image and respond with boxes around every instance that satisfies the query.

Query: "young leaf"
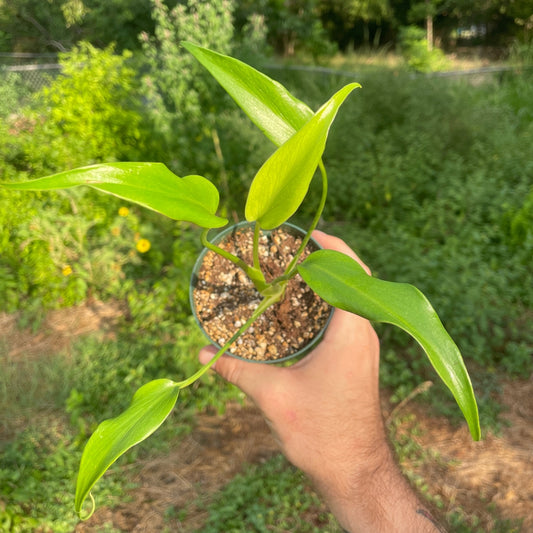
[182,41,313,146]
[1,162,227,228]
[245,83,360,230]
[75,379,180,518]
[298,249,481,441]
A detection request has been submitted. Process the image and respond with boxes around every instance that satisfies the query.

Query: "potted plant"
[1,42,481,520]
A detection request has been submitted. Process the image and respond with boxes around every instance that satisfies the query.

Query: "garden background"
[1,0,532,531]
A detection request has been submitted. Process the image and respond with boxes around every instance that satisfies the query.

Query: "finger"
[198,344,282,401]
[312,230,371,275]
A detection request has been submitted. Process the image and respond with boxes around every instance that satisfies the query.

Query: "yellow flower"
[136,238,151,253]
[118,206,129,217]
[62,265,73,276]
[111,226,120,236]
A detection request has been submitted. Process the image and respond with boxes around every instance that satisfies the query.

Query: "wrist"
[318,445,442,533]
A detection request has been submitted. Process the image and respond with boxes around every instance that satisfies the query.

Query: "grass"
[389,412,525,532]
[0,315,243,532]
[1,317,528,531]
[191,454,342,533]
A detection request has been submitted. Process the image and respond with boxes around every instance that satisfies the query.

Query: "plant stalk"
[200,227,268,291]
[176,293,280,389]
[252,221,262,272]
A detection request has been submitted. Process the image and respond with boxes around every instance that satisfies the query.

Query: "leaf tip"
[76,491,96,521]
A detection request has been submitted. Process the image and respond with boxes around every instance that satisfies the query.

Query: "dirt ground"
[2,305,532,531]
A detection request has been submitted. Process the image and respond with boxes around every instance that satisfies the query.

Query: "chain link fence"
[3,63,62,92]
[0,53,61,95]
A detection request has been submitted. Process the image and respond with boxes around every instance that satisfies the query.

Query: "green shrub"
[0,70,30,119]
[309,70,533,411]
[40,41,144,165]
[0,42,151,314]
[398,25,449,72]
[259,68,533,419]
[139,0,235,175]
[0,42,145,181]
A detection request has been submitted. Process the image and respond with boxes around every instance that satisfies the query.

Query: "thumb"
[199,345,281,401]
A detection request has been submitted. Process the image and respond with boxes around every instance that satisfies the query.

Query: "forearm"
[315,445,446,533]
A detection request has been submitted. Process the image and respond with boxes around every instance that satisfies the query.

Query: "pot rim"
[189,221,333,364]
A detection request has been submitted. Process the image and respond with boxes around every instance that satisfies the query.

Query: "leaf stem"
[200,227,268,291]
[176,294,278,389]
[201,228,247,270]
[252,221,262,272]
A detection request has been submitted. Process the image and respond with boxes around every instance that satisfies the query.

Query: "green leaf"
[1,162,227,228]
[75,379,180,518]
[245,83,360,230]
[298,250,481,441]
[182,41,313,146]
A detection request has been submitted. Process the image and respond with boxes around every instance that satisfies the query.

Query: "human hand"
[199,231,443,532]
[198,231,386,507]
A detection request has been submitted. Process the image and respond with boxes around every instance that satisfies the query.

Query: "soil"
[192,225,332,361]
[2,304,532,531]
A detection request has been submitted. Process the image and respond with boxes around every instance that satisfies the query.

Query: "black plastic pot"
[190,222,333,363]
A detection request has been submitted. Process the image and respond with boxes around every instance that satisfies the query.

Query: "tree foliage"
[138,0,235,174]
[2,0,530,55]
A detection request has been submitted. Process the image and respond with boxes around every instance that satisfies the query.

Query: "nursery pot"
[190,221,333,363]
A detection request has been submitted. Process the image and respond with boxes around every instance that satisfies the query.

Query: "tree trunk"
[426,14,433,51]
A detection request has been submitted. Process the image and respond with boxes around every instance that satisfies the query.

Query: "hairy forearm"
[316,445,446,533]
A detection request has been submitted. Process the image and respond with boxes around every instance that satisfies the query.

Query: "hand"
[199,231,444,533]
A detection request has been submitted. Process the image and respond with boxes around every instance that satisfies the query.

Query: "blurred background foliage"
[0,0,532,531]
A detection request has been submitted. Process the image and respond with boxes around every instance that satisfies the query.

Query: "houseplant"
[1,42,481,519]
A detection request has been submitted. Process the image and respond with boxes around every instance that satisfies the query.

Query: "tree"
[0,0,153,53]
[260,0,333,57]
[0,0,80,51]
[319,0,392,48]
[139,0,235,186]
[408,0,443,50]
[80,0,154,51]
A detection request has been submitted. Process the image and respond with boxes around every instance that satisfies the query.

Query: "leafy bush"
[139,0,272,207]
[139,0,235,174]
[309,70,533,406]
[41,41,144,164]
[0,42,144,181]
[266,66,532,414]
[0,42,159,314]
[0,70,30,119]
[398,25,449,72]
[509,35,533,65]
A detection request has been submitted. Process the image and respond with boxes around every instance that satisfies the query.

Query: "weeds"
[194,454,342,533]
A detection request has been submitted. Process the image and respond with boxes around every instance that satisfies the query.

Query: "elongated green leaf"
[75,379,180,518]
[298,250,481,441]
[182,41,313,146]
[1,162,227,228]
[245,83,359,230]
